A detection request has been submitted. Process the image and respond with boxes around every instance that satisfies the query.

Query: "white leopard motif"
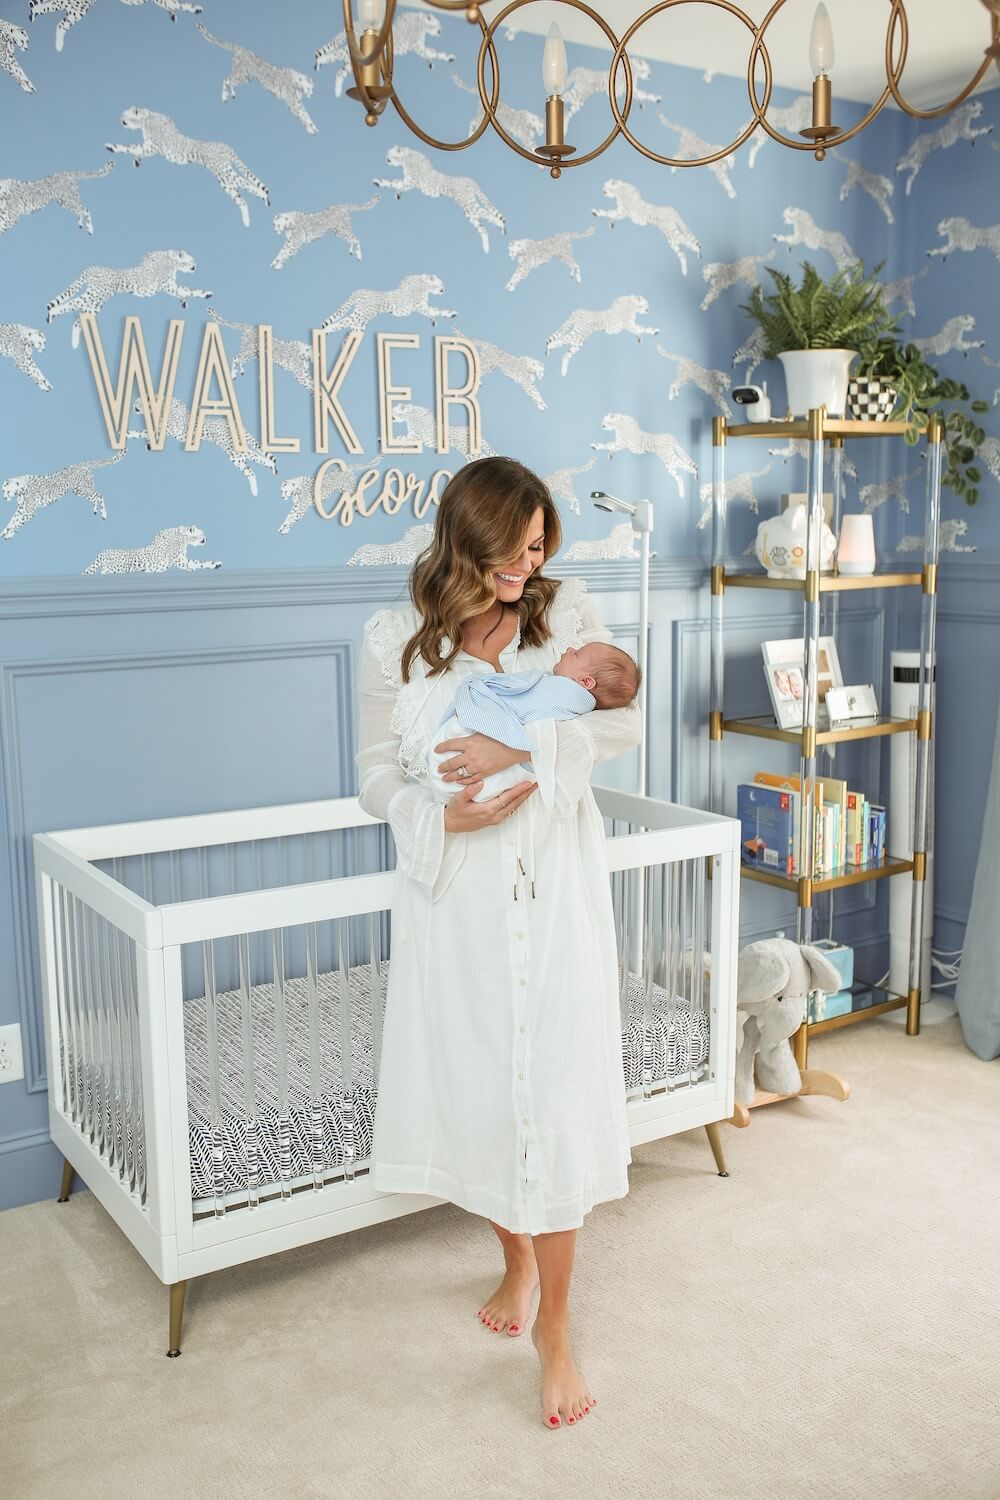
[882,266,928,318]
[838,157,895,224]
[506,227,594,292]
[30,1,201,53]
[911,315,984,359]
[593,180,700,274]
[0,162,113,237]
[279,461,377,535]
[985,353,1000,408]
[975,436,1000,484]
[747,97,812,168]
[767,438,858,482]
[2,453,123,537]
[129,396,276,495]
[563,522,639,562]
[315,14,454,96]
[546,295,658,377]
[592,413,697,496]
[773,207,859,270]
[562,61,659,125]
[272,197,377,268]
[859,470,921,515]
[700,251,775,312]
[208,310,312,388]
[928,216,1000,265]
[450,72,543,150]
[85,525,220,574]
[0,21,34,94]
[731,326,768,379]
[106,107,269,227]
[394,403,496,460]
[46,249,211,349]
[657,114,736,198]
[696,467,771,529]
[0,323,51,391]
[656,346,730,413]
[319,273,455,336]
[899,519,975,553]
[896,102,992,196]
[197,22,317,134]
[374,146,506,254]
[543,459,595,516]
[347,523,434,566]
[452,327,545,410]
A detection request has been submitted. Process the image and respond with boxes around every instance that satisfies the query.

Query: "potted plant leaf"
[741,259,900,418]
[854,335,990,504]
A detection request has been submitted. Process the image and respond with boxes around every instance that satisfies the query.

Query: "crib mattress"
[64,962,709,1203]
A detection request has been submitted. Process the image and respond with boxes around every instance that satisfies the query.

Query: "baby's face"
[553,642,604,691]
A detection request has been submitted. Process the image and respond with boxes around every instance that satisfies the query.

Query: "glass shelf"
[723,418,913,440]
[740,852,914,894]
[723,713,918,746]
[807,979,909,1034]
[723,570,923,593]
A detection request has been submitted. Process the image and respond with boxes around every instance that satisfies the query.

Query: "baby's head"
[553,641,642,710]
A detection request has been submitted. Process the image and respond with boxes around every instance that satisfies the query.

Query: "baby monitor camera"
[731,382,772,423]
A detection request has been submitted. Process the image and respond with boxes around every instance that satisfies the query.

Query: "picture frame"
[826,683,880,725]
[761,636,843,730]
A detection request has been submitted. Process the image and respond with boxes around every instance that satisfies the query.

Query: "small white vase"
[778,349,859,418]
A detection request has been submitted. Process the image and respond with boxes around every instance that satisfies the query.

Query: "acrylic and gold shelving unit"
[708,409,941,1126]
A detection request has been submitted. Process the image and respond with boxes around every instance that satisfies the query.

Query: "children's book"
[737,783,794,876]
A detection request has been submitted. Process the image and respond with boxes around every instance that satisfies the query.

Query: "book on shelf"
[740,772,888,875]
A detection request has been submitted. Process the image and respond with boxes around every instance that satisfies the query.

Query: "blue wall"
[1,0,997,1207]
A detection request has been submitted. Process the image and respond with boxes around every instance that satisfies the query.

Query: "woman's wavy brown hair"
[401,456,564,683]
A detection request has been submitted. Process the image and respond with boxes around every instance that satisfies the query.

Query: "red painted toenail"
[568,1417,575,1424]
[549,1417,559,1426]
[510,1325,518,1332]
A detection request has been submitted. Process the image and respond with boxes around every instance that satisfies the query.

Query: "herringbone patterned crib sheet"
[61,962,710,1201]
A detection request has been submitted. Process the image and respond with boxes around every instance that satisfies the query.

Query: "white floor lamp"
[590,491,652,796]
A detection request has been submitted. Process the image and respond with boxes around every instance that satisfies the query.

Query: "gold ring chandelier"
[343,0,1000,178]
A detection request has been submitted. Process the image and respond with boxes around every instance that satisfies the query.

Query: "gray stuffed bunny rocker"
[735,938,841,1105]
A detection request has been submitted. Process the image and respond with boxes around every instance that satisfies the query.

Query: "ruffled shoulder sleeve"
[546,575,598,657]
[362,605,422,690]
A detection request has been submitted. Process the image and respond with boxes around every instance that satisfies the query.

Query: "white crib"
[32,787,740,1355]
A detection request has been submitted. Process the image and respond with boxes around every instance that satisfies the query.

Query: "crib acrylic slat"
[201,939,226,1218]
[125,934,146,1206]
[305,922,324,1191]
[98,913,122,1180]
[271,927,293,1201]
[338,919,356,1184]
[369,910,384,1088]
[690,859,706,1087]
[237,932,260,1210]
[81,902,105,1156]
[641,863,655,1100]
[57,885,80,1124]
[111,921,135,1195]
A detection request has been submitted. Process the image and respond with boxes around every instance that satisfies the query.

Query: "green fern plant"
[741,259,900,355]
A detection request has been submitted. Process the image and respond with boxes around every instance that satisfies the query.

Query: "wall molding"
[0,639,353,1098]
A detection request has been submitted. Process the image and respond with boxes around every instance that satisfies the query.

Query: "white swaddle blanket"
[427,668,596,804]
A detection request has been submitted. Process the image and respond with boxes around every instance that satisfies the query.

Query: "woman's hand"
[435,731,528,784]
[443,779,537,833]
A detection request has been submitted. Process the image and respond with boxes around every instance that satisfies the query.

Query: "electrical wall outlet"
[0,1023,25,1084]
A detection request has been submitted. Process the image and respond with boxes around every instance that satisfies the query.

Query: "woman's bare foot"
[478,1242,539,1337]
[531,1312,596,1428]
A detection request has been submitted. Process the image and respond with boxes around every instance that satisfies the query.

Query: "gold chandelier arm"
[477,0,635,173]
[342,0,397,70]
[745,0,900,155]
[609,0,770,167]
[883,0,994,118]
[390,9,499,149]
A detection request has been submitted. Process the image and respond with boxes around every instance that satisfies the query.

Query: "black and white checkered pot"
[847,377,897,421]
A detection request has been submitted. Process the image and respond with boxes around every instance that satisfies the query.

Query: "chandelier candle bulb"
[543,21,568,94]
[809,2,834,74]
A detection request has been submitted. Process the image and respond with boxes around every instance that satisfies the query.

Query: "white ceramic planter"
[778,349,859,418]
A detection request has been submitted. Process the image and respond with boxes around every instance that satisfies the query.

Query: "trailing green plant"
[856,335,990,505]
[741,259,900,356]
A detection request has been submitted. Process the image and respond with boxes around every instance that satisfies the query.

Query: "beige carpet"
[3,1015,999,1500]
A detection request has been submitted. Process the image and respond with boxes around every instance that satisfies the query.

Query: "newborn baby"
[427,640,641,804]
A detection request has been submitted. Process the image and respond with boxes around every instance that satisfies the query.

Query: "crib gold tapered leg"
[704,1121,729,1177]
[57,1157,75,1202]
[167,1281,187,1358]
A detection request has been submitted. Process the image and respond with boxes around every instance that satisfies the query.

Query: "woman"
[355,456,643,1429]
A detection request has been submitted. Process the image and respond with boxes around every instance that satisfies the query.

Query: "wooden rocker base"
[728,1068,851,1127]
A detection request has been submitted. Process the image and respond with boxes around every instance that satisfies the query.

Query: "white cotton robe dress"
[355,575,644,1234]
